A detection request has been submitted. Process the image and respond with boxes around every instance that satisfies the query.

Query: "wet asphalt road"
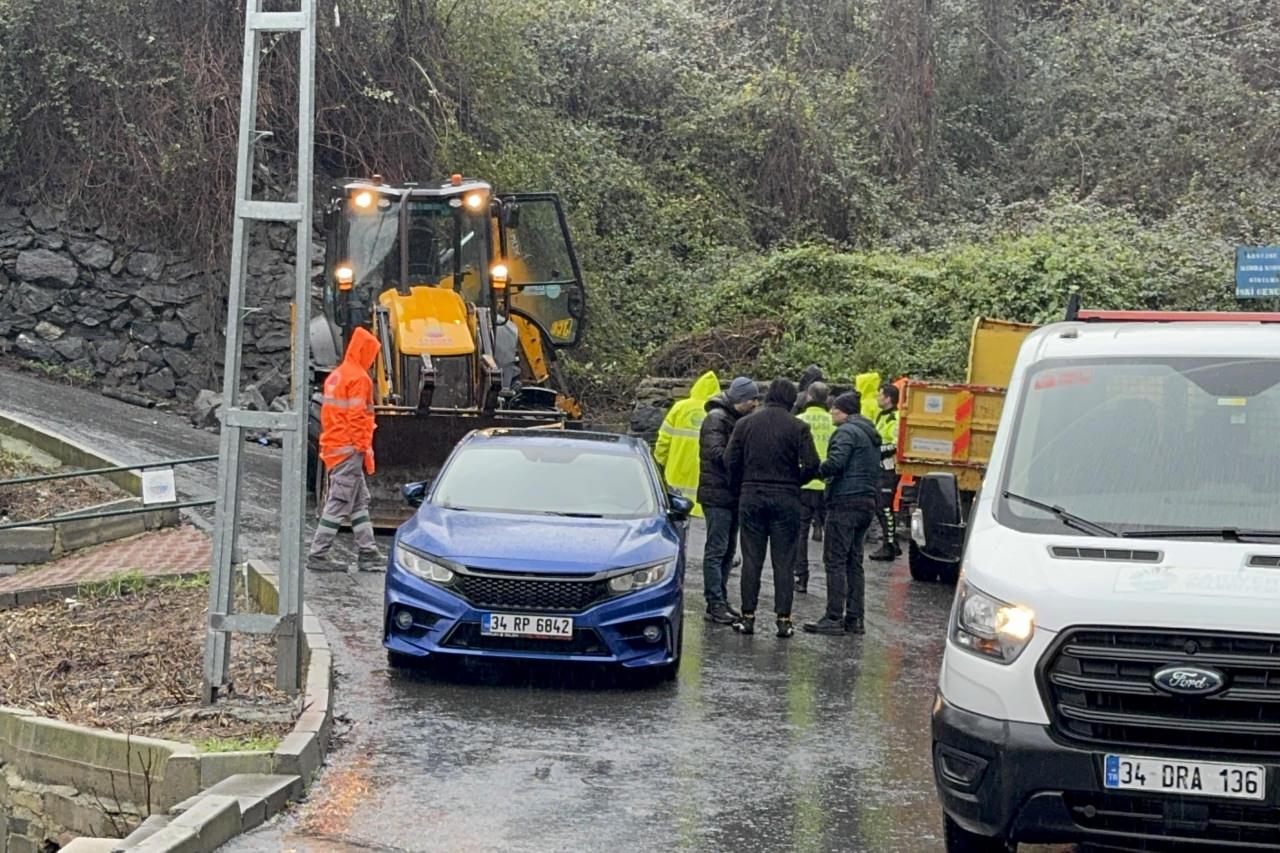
[1,367,1073,853]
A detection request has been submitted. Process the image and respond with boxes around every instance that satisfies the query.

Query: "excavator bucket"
[365,409,568,528]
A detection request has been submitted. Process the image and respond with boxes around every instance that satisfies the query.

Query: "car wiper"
[543,511,604,519]
[1122,528,1280,542]
[1002,491,1118,538]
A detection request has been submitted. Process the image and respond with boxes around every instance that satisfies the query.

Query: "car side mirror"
[403,481,428,508]
[918,473,963,561]
[668,493,695,521]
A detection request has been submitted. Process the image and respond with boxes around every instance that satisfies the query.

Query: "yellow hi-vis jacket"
[797,404,835,490]
[653,370,719,517]
[855,371,883,421]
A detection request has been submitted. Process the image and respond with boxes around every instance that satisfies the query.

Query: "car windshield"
[432,444,660,518]
[1000,357,1280,537]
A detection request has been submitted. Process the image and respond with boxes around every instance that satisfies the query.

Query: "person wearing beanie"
[794,381,834,593]
[804,390,881,636]
[792,364,825,414]
[725,377,820,638]
[697,376,760,624]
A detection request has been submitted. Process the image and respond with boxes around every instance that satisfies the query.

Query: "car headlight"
[951,580,1034,664]
[395,543,456,585]
[607,559,677,594]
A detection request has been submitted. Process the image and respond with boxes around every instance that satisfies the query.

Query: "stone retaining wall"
[0,204,321,408]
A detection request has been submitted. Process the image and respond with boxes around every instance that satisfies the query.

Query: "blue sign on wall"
[1236,247,1280,298]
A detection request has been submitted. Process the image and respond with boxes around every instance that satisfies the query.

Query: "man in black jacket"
[697,376,760,624]
[804,391,881,636]
[726,378,821,638]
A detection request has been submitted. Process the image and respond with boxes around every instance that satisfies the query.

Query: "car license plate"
[1105,754,1265,801]
[481,613,573,640]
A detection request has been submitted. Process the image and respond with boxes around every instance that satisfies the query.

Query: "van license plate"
[481,613,573,640]
[1105,754,1265,800]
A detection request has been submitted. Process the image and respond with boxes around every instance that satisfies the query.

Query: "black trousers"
[795,489,825,582]
[876,471,900,544]
[823,502,875,621]
[738,487,801,617]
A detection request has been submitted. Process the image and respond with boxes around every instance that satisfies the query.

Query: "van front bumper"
[933,694,1280,849]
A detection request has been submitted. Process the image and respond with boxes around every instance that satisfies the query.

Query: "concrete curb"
[0,412,180,564]
[2,563,335,852]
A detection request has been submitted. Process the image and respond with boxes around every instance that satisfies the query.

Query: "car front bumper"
[933,694,1280,850]
[383,563,682,669]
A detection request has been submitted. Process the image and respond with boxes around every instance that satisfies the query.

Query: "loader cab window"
[503,196,585,348]
[404,200,486,306]
[337,194,402,328]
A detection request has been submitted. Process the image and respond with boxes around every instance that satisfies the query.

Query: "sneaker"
[725,603,742,620]
[795,578,808,594]
[357,549,385,572]
[776,617,794,639]
[844,617,866,635]
[307,554,346,573]
[732,613,755,635]
[705,602,736,625]
[803,616,847,635]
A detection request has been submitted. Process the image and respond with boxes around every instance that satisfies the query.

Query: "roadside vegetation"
[1,0,1277,406]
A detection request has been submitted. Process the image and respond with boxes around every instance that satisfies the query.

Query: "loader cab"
[321,178,585,364]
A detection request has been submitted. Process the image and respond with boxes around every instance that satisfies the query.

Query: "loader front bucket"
[365,408,567,528]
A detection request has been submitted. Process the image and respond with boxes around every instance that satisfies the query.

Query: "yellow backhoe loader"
[307,175,586,525]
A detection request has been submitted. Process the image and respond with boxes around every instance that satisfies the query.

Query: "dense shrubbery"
[1,0,1276,405]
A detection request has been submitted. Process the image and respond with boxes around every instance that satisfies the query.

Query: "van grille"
[1249,555,1280,569]
[1066,793,1280,848]
[1049,546,1162,563]
[1041,628,1280,756]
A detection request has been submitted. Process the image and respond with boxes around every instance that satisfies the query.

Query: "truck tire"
[909,540,958,583]
[943,816,1012,853]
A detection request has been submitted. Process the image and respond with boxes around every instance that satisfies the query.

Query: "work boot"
[776,616,794,639]
[869,543,900,562]
[705,602,735,625]
[795,576,808,595]
[844,616,866,635]
[803,616,847,635]
[357,548,386,572]
[732,613,755,635]
[725,602,742,620]
[812,526,823,543]
[307,554,346,573]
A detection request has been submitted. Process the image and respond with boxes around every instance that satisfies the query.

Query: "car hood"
[963,522,1280,634]
[398,505,680,574]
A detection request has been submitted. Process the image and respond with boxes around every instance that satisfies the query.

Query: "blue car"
[384,429,692,680]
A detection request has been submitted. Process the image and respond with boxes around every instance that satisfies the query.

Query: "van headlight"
[608,559,677,594]
[951,580,1035,664]
[395,544,456,585]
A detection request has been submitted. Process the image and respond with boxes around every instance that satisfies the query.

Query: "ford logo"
[1153,665,1226,697]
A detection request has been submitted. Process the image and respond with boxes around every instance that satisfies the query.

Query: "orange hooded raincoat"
[319,327,381,473]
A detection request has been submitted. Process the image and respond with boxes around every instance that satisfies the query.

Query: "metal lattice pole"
[203,0,317,702]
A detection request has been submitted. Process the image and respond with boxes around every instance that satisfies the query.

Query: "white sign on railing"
[141,468,177,505]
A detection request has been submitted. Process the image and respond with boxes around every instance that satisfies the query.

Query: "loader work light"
[490,263,510,288]
[353,190,374,209]
[335,264,355,290]
[464,192,486,211]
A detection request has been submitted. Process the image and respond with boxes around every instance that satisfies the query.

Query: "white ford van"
[930,309,1280,851]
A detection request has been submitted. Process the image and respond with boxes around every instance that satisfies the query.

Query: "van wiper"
[1002,491,1118,538]
[1122,528,1280,542]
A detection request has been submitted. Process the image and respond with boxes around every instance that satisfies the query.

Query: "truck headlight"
[395,544,456,585]
[608,560,676,594]
[951,580,1034,664]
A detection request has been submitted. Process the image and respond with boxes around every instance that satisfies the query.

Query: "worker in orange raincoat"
[308,327,383,572]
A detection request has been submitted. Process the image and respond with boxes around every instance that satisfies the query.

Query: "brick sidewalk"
[0,525,211,606]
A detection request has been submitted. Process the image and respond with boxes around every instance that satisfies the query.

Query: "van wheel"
[943,816,1012,853]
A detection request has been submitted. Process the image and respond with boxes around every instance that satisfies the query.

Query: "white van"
[930,309,1280,851]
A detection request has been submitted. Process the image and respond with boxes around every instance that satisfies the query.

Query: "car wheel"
[943,816,1012,853]
[387,650,418,670]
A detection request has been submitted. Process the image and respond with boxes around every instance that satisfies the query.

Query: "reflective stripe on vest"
[322,395,368,409]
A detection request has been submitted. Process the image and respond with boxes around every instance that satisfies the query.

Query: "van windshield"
[1000,357,1280,537]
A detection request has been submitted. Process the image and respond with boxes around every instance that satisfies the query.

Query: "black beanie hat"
[833,391,862,415]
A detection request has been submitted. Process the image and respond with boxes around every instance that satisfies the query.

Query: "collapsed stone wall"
[0,204,320,408]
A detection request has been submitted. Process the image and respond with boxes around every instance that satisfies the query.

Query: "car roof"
[1026,320,1280,362]
[461,428,649,455]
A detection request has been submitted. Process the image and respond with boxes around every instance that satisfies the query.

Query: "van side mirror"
[403,481,428,508]
[918,473,964,562]
[668,494,695,521]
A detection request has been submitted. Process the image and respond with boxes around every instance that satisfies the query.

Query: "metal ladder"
[203,0,317,701]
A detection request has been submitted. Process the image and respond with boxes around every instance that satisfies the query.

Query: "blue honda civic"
[384,429,691,679]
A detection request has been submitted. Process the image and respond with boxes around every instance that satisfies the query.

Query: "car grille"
[442,623,610,656]
[1066,793,1280,849]
[1041,628,1280,756]
[452,572,610,612]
